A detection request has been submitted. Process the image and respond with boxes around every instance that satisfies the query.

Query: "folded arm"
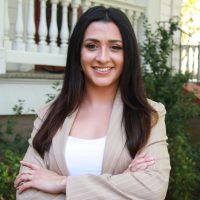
[16,104,170,200]
[66,104,170,200]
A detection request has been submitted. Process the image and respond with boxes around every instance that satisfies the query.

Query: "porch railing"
[0,0,145,74]
[180,45,200,82]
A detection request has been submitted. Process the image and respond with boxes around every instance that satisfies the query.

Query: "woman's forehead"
[83,21,122,42]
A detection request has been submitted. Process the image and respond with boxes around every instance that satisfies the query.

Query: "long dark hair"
[33,6,158,159]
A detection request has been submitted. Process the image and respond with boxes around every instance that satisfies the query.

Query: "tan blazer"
[16,92,170,200]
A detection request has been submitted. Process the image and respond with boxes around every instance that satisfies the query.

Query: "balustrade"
[0,0,5,73]
[4,0,11,49]
[26,0,36,51]
[0,0,145,74]
[60,0,70,54]
[49,0,59,53]
[13,0,24,50]
[71,0,81,34]
[180,45,200,82]
[38,0,48,52]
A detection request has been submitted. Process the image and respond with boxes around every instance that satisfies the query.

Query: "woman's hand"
[14,161,67,194]
[124,153,155,173]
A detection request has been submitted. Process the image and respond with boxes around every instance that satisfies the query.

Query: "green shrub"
[141,18,200,200]
[0,149,22,200]
[0,102,28,200]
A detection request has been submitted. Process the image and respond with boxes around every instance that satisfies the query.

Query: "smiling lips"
[93,66,113,73]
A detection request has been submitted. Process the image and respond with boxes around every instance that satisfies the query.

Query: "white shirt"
[65,136,106,176]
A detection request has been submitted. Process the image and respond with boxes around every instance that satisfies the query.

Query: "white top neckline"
[68,135,106,142]
[65,136,107,176]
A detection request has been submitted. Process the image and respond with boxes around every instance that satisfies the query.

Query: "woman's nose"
[96,47,110,63]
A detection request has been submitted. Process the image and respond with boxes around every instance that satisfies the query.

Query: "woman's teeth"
[95,67,111,72]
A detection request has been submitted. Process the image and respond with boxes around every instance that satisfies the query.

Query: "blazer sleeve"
[66,103,170,200]
[16,107,65,200]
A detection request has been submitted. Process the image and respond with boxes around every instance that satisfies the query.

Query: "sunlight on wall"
[180,0,200,80]
[181,0,200,45]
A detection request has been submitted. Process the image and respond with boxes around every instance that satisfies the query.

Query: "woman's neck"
[82,84,118,107]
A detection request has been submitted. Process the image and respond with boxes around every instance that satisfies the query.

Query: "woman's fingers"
[15,175,31,188]
[15,171,33,188]
[15,161,40,188]
[131,156,154,166]
[131,159,155,171]
[15,161,67,194]
[20,160,41,170]
[17,181,33,194]
[127,153,155,172]
[15,170,32,180]
[136,152,147,158]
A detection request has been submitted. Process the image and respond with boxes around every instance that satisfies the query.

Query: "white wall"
[0,79,62,115]
[144,0,182,71]
[145,0,182,30]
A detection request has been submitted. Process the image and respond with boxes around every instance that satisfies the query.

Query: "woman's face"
[81,21,124,89]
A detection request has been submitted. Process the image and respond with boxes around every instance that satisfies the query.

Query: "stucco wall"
[0,77,62,115]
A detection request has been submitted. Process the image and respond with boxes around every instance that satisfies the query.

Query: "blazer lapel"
[51,91,126,175]
[51,109,78,175]
[102,91,127,174]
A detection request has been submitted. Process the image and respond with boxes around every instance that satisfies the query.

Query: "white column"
[0,0,6,74]
[0,0,4,49]
[133,11,141,39]
[197,44,200,82]
[13,0,25,50]
[127,10,134,27]
[60,0,70,54]
[4,0,11,49]
[82,0,91,13]
[134,12,145,44]
[71,0,81,34]
[49,0,59,53]
[26,0,36,51]
[38,0,48,52]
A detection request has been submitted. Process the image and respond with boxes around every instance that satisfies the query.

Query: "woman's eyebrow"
[84,38,123,43]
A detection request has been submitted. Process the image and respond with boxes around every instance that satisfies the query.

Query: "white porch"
[0,0,148,74]
[0,0,182,115]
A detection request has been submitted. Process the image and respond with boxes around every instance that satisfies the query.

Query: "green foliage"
[0,88,60,199]
[141,18,200,200]
[0,149,22,200]
[0,101,28,200]
[12,99,25,115]
[141,18,179,76]
[12,99,35,114]
[46,81,61,103]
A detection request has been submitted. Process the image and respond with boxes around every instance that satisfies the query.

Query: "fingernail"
[149,160,155,164]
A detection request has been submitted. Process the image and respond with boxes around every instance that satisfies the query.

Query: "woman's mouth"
[93,67,113,73]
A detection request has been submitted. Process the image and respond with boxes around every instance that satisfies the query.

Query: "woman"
[15,6,170,200]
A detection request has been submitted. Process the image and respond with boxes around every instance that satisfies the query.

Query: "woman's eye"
[85,44,97,50]
[111,45,123,51]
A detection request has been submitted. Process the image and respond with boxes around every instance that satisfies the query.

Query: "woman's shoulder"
[36,100,54,120]
[147,99,166,116]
